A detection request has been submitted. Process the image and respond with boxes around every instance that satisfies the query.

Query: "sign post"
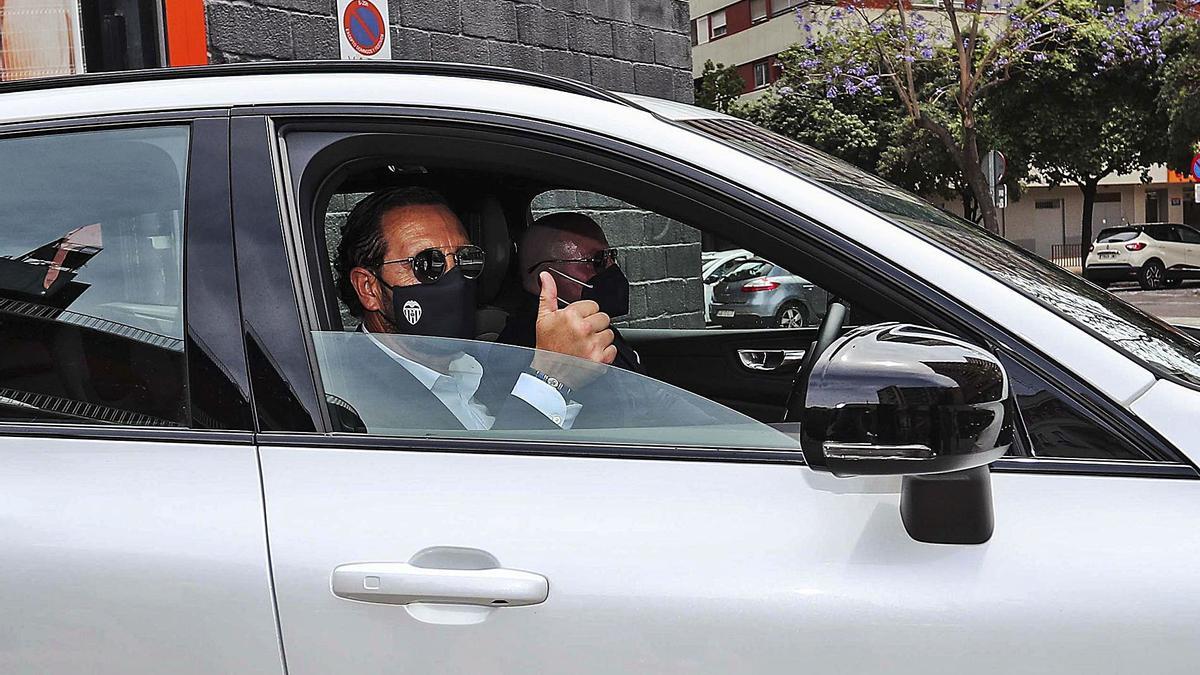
[981,149,1007,209]
[338,0,391,61]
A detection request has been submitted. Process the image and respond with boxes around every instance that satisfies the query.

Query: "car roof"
[0,60,679,126]
[0,60,633,105]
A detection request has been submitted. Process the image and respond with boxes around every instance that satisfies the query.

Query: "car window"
[1143,224,1183,242]
[1002,355,1151,461]
[313,331,798,450]
[0,126,190,427]
[723,260,772,282]
[1179,227,1200,245]
[1096,228,1139,243]
[530,189,836,331]
[680,117,1200,389]
[703,254,750,282]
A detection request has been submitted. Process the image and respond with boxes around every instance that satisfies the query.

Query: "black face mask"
[551,264,630,318]
[377,266,477,340]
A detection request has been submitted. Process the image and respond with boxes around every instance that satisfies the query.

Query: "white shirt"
[362,328,581,430]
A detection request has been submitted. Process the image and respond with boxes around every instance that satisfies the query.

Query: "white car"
[701,247,751,322]
[1084,222,1200,289]
[1,62,1199,674]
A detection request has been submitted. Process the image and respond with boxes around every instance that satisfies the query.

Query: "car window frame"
[0,109,254,443]
[240,104,1192,476]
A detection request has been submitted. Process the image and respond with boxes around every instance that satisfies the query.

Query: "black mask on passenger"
[550,264,630,318]
[376,266,477,340]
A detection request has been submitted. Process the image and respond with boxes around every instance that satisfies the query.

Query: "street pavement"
[1110,282,1200,327]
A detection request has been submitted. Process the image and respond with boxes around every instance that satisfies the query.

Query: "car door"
[1175,225,1200,275]
[238,111,1200,674]
[0,116,281,672]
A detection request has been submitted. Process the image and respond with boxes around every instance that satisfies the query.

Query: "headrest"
[460,195,511,305]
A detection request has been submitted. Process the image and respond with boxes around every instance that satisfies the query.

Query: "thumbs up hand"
[533,271,617,380]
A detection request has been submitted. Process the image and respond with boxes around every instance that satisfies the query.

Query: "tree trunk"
[916,113,1000,233]
[1079,177,1099,254]
[960,184,979,224]
[960,129,1001,234]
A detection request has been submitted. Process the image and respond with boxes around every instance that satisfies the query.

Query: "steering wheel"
[783,300,847,422]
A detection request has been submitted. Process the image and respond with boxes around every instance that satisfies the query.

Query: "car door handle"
[331,562,549,607]
[738,349,806,372]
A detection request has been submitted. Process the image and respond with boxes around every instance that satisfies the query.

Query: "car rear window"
[724,261,771,282]
[1096,228,1139,243]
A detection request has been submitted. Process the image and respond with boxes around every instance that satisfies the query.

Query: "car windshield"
[1097,228,1140,243]
[680,117,1200,388]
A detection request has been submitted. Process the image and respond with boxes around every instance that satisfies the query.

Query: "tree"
[792,0,1071,233]
[1156,10,1200,174]
[986,0,1169,247]
[694,60,745,114]
[740,44,1020,223]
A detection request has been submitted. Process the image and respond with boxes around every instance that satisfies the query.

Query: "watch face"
[546,376,560,388]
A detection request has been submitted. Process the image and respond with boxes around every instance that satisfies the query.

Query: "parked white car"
[701,247,751,323]
[1,62,1199,674]
[1084,222,1200,289]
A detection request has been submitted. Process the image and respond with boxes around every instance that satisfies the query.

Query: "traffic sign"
[338,0,391,60]
[982,149,1007,187]
[1191,153,1200,180]
[982,149,1007,208]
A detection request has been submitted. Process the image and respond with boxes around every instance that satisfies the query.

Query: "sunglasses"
[380,245,485,284]
[527,248,619,274]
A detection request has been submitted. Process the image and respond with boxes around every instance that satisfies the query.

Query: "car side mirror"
[799,323,1012,544]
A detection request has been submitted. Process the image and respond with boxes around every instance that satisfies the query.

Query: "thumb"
[537,271,559,318]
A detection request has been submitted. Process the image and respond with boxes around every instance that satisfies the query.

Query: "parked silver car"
[709,259,830,328]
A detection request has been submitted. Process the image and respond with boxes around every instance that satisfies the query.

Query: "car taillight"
[1125,242,1146,251]
[741,278,780,292]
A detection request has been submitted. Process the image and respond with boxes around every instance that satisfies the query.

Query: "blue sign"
[1192,154,1200,179]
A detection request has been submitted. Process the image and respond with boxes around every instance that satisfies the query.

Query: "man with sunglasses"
[501,212,643,374]
[334,186,616,432]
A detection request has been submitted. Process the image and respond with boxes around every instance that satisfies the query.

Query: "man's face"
[352,202,469,318]
[547,230,611,305]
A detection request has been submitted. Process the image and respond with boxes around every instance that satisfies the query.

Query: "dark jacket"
[318,331,558,433]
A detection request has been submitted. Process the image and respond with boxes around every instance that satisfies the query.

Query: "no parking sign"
[338,0,391,60]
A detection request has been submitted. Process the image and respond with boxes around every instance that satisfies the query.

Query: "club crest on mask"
[402,300,422,325]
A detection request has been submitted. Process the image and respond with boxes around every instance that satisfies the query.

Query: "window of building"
[80,0,166,72]
[772,0,800,16]
[710,10,727,38]
[0,126,190,427]
[751,0,769,22]
[753,60,770,88]
[695,16,710,44]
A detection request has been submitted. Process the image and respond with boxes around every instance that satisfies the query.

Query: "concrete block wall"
[205,0,701,329]
[203,0,695,103]
[532,190,704,328]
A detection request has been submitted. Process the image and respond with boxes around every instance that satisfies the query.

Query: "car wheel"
[775,302,808,328]
[1139,260,1166,290]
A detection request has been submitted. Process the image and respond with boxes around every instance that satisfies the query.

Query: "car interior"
[297,151,890,424]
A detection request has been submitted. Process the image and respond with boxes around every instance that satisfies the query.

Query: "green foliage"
[743,43,1017,218]
[1157,19,1200,174]
[694,60,745,115]
[986,0,1169,241]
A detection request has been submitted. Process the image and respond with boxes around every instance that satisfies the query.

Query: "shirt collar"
[360,324,482,395]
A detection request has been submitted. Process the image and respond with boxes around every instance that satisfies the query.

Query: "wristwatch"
[524,367,574,399]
